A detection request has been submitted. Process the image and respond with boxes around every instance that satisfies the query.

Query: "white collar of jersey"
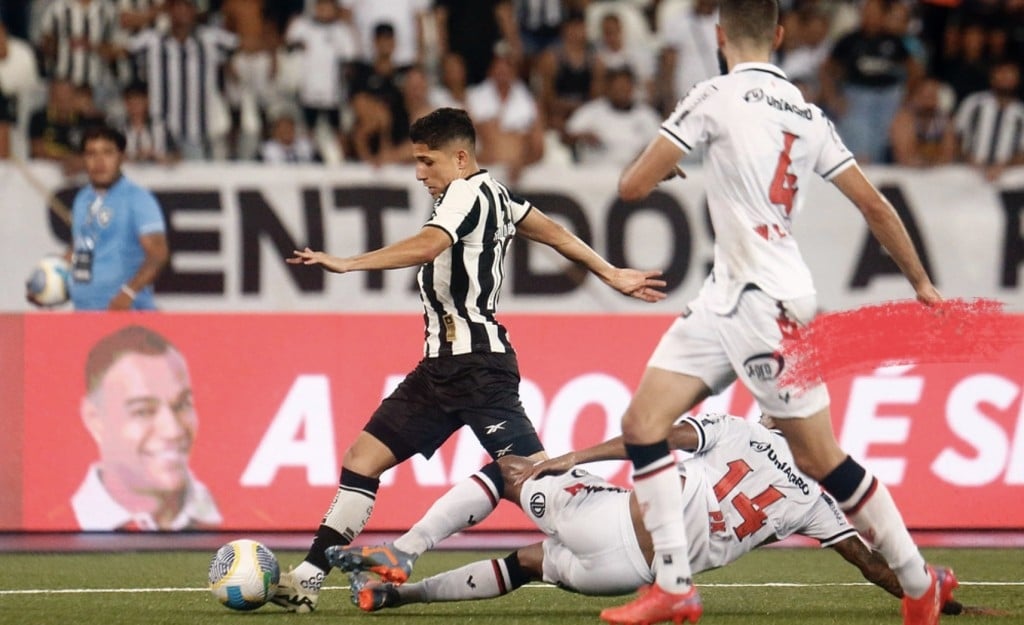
[731,62,787,80]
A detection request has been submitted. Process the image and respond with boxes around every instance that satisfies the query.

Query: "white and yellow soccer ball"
[208,539,280,611]
[25,256,70,307]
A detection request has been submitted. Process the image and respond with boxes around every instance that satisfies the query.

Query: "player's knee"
[510,544,544,584]
[341,435,398,479]
[620,409,670,444]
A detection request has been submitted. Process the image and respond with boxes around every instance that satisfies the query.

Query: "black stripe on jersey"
[682,416,707,452]
[450,200,490,349]
[821,155,855,179]
[197,36,208,137]
[817,528,858,548]
[661,125,693,151]
[986,106,1006,165]
[476,184,500,318]
[420,262,452,356]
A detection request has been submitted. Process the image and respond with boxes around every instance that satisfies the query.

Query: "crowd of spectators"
[0,0,1021,181]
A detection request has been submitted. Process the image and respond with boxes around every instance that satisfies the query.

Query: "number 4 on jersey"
[769,131,798,216]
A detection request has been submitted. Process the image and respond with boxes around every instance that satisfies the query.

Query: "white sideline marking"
[1,581,1022,596]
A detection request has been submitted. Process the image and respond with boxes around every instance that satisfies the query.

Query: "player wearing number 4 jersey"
[571,1,947,624]
[331,414,963,618]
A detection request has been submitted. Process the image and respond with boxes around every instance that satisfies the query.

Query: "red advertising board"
[12,313,1024,532]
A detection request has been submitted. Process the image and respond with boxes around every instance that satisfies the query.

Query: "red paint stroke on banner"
[780,298,1024,389]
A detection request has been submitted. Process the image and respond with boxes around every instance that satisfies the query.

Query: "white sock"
[397,558,515,604]
[393,468,501,556]
[632,453,692,592]
[291,561,325,592]
[839,476,931,598]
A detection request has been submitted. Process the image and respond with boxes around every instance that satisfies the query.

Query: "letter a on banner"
[241,374,338,486]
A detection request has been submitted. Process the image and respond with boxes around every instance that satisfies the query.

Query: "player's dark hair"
[409,107,476,151]
[720,0,780,46]
[81,124,127,153]
[85,325,175,394]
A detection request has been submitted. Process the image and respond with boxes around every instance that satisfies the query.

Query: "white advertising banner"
[2,162,1021,312]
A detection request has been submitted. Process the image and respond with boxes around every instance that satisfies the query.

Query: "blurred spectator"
[74,82,105,126]
[819,0,923,163]
[401,64,433,124]
[259,113,319,163]
[514,0,565,66]
[0,20,41,122]
[937,17,990,104]
[435,0,521,86]
[955,59,1024,181]
[341,0,429,68]
[778,6,831,102]
[562,67,660,168]
[888,77,957,167]
[429,51,469,109]
[918,0,960,76]
[348,22,410,165]
[129,0,237,160]
[285,0,357,152]
[225,21,281,160]
[119,80,176,162]
[29,78,85,171]
[468,47,544,182]
[37,0,119,89]
[534,12,599,135]
[886,1,927,68]
[594,11,654,103]
[658,0,718,102]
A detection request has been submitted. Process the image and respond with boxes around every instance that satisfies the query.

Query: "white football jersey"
[678,414,856,574]
[660,63,855,313]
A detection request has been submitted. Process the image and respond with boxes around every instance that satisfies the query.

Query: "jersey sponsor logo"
[757,94,812,120]
[742,352,784,382]
[747,440,812,495]
[563,481,630,497]
[744,88,764,102]
[529,492,546,518]
[494,443,514,457]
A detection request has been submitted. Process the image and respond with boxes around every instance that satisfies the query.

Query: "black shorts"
[364,352,544,463]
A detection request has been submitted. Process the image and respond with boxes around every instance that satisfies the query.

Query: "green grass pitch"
[2,547,1021,625]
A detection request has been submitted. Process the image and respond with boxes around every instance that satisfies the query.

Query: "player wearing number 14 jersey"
[580,1,946,624]
[331,414,962,617]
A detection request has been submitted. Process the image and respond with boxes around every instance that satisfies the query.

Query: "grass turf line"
[0,548,1020,625]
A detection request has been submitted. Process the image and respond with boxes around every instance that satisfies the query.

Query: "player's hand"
[915,282,942,306]
[607,269,667,303]
[287,247,348,273]
[661,165,686,182]
[108,291,134,310]
[524,453,577,481]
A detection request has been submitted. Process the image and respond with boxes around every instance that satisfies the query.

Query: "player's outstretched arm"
[526,421,701,480]
[515,208,666,303]
[287,228,453,274]
[831,166,942,305]
[829,536,967,615]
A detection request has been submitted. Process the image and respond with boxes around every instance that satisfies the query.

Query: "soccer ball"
[25,256,70,307]
[208,539,280,611]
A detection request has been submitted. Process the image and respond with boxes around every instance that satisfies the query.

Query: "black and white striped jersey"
[39,0,117,87]
[955,91,1024,166]
[129,26,237,144]
[418,170,531,358]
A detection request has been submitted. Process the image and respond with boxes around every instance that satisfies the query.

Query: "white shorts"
[647,286,830,418]
[519,470,653,595]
